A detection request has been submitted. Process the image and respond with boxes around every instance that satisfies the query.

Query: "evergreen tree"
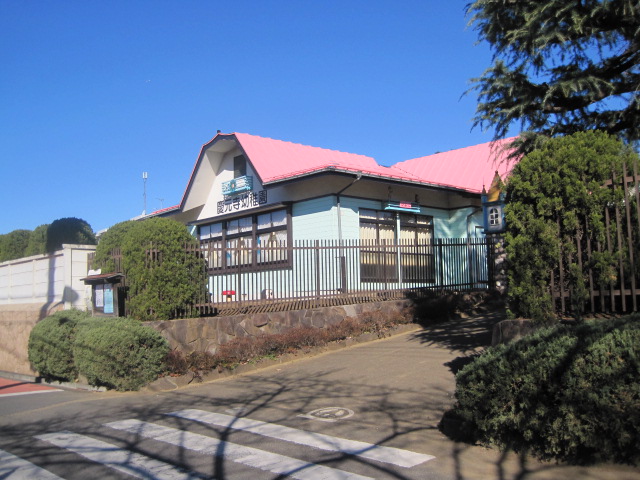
[0,229,31,262]
[505,131,637,322]
[24,224,49,257]
[45,217,96,253]
[92,220,135,273]
[467,0,640,153]
[119,217,207,321]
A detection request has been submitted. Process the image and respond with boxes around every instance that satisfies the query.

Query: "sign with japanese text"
[217,190,268,214]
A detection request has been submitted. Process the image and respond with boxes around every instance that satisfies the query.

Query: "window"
[489,207,501,226]
[398,213,434,282]
[234,155,247,178]
[199,208,290,271]
[360,209,397,282]
[359,209,434,282]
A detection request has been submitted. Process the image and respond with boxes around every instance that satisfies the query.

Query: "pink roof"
[180,132,520,210]
[391,138,518,193]
[233,133,412,183]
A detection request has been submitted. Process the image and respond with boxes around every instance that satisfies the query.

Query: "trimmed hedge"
[448,315,640,464]
[73,317,169,391]
[28,310,92,381]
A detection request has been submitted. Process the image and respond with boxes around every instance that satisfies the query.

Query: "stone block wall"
[145,299,411,354]
[0,303,63,377]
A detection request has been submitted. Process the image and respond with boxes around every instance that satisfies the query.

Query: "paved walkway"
[0,377,61,397]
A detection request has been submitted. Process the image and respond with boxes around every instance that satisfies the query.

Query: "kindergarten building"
[156,132,514,303]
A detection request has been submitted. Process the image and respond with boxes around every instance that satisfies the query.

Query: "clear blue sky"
[0,1,509,234]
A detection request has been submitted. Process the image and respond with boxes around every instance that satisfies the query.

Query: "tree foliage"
[24,224,49,257]
[467,0,640,153]
[505,131,637,321]
[45,217,96,253]
[0,218,96,261]
[92,220,135,272]
[96,217,207,321]
[0,229,31,262]
[450,315,640,464]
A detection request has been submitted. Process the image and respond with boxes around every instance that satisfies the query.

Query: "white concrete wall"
[0,244,95,310]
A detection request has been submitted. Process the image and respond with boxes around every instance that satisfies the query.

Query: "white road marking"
[298,407,355,422]
[35,431,203,480]
[169,409,436,468]
[106,418,373,480]
[0,449,63,479]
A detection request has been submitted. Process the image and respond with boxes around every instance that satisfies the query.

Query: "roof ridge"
[401,136,516,163]
[233,132,376,160]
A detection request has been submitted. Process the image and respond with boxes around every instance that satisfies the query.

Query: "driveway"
[1,312,639,479]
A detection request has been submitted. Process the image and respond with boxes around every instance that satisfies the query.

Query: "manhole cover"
[298,407,354,422]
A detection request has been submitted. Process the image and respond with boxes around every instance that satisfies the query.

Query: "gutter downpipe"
[466,207,482,238]
[335,173,363,293]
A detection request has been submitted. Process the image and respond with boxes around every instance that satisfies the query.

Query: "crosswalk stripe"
[106,418,374,480]
[169,409,435,468]
[35,431,203,480]
[0,449,63,479]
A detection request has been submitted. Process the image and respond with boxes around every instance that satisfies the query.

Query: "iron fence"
[551,159,640,315]
[90,237,495,318]
[192,237,493,316]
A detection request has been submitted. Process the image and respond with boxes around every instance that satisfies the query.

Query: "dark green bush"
[73,317,169,391]
[449,315,640,464]
[45,217,96,253]
[504,132,638,322]
[91,220,135,273]
[28,309,92,381]
[122,218,208,321]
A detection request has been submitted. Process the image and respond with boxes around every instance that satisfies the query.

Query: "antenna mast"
[142,171,148,215]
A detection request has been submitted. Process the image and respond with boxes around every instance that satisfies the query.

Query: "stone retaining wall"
[0,299,411,377]
[145,299,412,354]
[0,303,63,377]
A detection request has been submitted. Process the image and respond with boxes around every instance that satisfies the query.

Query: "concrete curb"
[0,370,106,392]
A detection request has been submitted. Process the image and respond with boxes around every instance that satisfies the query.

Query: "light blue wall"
[292,196,339,240]
[291,196,483,241]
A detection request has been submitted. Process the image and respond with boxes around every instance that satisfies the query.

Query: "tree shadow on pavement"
[411,309,506,358]
[3,328,639,479]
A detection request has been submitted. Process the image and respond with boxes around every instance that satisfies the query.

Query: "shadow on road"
[3,310,638,479]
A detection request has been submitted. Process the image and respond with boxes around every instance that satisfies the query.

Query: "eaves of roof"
[178,132,520,213]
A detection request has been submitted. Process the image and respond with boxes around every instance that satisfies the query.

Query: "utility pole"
[142,171,148,215]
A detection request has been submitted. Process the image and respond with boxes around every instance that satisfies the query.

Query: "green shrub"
[122,218,208,321]
[91,220,135,273]
[449,315,640,464]
[73,317,169,391]
[28,310,92,381]
[504,132,638,322]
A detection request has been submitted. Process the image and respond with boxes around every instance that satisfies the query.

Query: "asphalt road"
[1,314,639,480]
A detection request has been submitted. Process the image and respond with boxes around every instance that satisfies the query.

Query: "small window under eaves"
[234,155,247,178]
